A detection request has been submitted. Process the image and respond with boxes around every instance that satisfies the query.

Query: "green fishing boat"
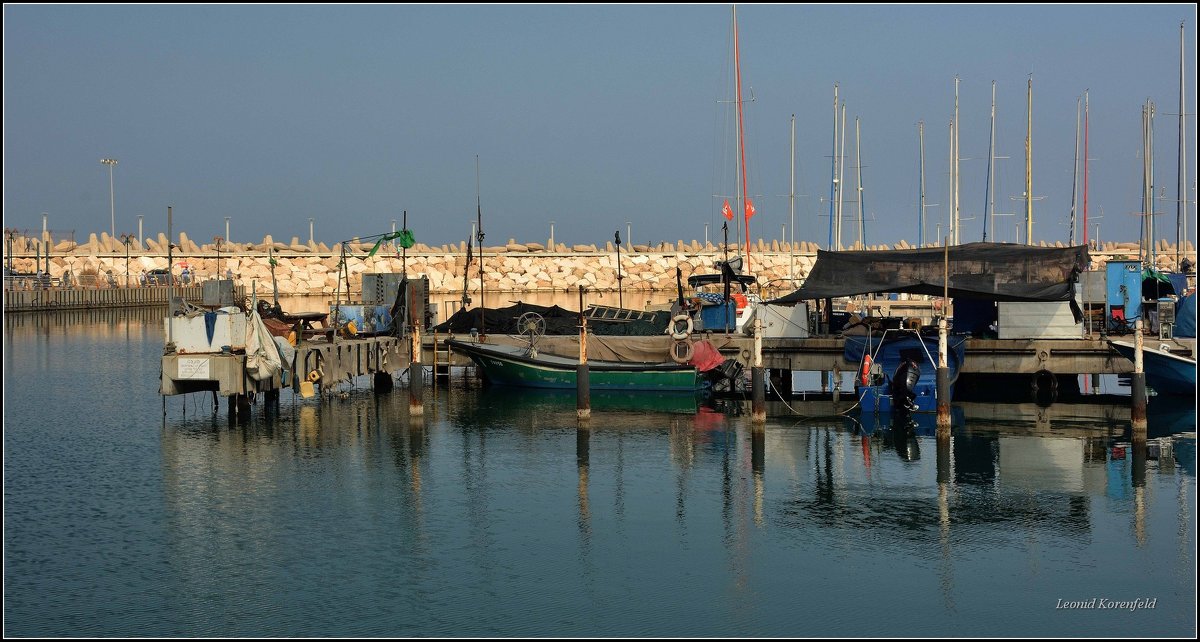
[445,338,700,391]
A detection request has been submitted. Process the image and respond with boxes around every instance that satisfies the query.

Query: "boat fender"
[308,369,321,382]
[671,339,695,364]
[670,314,693,340]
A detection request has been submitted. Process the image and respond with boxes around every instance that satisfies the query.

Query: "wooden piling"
[752,317,766,423]
[577,287,590,420]
[937,317,951,428]
[1130,319,1147,434]
[409,324,424,416]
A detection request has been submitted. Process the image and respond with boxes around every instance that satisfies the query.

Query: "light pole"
[704,223,709,247]
[309,218,314,245]
[101,158,118,241]
[549,221,555,249]
[120,234,135,287]
[137,215,143,245]
[625,221,632,249]
[225,217,231,245]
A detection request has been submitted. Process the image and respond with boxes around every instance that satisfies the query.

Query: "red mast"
[733,5,752,273]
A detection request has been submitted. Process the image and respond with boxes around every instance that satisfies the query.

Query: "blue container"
[699,301,737,331]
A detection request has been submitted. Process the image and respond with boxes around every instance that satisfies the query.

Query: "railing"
[2,284,244,313]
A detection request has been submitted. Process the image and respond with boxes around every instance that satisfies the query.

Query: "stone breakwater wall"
[7,231,1196,296]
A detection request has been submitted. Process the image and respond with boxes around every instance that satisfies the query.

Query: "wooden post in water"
[1131,319,1147,434]
[937,239,951,428]
[577,286,590,420]
[936,317,951,428]
[752,316,765,423]
[409,324,424,416]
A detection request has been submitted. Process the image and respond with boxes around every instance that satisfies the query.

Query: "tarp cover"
[432,302,671,336]
[771,242,1089,305]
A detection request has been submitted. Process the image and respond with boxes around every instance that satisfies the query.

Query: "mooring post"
[409,324,424,416]
[752,316,766,423]
[936,317,951,428]
[1131,318,1147,435]
[577,318,590,420]
[831,363,841,404]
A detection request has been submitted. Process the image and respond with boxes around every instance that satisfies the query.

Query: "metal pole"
[225,217,231,245]
[137,215,143,245]
[309,218,314,245]
[101,158,117,241]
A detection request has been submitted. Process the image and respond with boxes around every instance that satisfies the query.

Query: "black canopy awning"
[770,242,1089,305]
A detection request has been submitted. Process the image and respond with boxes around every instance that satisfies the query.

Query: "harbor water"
[3,304,1196,637]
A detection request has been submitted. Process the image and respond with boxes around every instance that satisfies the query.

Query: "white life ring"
[670,314,693,340]
[670,338,695,364]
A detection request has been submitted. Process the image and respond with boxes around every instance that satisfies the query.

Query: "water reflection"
[4,306,1196,637]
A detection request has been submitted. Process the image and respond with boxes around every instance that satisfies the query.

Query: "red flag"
[744,198,756,220]
[721,200,734,221]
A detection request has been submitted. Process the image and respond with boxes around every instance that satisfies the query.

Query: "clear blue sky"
[4,4,1196,250]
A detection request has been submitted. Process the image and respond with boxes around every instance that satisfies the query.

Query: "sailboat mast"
[919,120,926,247]
[984,81,996,242]
[855,117,865,248]
[789,113,796,281]
[953,76,960,245]
[1025,76,1033,245]
[1070,97,1081,245]
[1177,21,1187,271]
[1084,90,1090,246]
[732,4,751,271]
[828,84,839,250]
[476,154,486,335]
[948,121,954,244]
[838,103,847,250]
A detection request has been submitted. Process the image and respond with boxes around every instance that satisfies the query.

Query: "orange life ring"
[860,354,872,386]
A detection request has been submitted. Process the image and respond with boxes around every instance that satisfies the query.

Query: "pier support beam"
[937,317,951,428]
[1130,319,1147,435]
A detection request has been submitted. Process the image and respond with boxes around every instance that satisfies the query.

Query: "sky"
[3,4,1197,251]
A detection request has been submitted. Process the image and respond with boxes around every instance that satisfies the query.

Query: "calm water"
[3,305,1196,638]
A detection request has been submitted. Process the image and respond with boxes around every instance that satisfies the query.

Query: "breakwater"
[5,230,1195,298]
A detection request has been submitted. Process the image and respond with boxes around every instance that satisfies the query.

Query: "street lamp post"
[225,217,231,245]
[625,221,632,249]
[704,223,709,247]
[309,218,314,245]
[101,158,118,241]
[120,234,135,287]
[137,215,143,245]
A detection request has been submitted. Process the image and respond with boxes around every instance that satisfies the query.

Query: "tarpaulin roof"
[770,242,1089,305]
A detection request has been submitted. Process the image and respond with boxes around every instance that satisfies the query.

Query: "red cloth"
[688,340,726,373]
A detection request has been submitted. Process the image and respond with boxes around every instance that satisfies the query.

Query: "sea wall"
[5,231,1195,297]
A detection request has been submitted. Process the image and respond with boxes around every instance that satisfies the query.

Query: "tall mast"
[732,4,751,271]
[1069,97,1081,245]
[983,80,996,242]
[476,154,485,335]
[828,84,839,250]
[838,102,847,250]
[1084,90,1090,247]
[789,113,796,281]
[1177,21,1188,271]
[919,120,926,246]
[1024,75,1033,245]
[953,76,960,245]
[948,120,954,244]
[855,116,865,248]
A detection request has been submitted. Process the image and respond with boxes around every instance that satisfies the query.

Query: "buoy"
[670,314,693,340]
[860,354,872,386]
[670,339,694,364]
[308,369,321,382]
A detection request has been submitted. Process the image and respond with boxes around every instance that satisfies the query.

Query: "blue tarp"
[1175,292,1196,338]
[843,332,967,382]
